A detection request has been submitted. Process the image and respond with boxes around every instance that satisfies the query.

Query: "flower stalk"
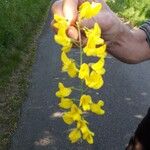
[53,1,107,144]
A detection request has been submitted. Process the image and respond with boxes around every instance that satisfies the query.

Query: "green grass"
[0,0,50,87]
[107,0,150,26]
[0,0,50,149]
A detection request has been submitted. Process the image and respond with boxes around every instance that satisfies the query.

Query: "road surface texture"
[10,12,150,150]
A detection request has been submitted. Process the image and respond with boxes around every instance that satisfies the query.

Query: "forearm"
[107,23,150,64]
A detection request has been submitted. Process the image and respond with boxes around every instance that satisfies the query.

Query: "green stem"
[77,21,83,66]
[71,38,80,47]
[71,87,81,91]
[77,21,84,96]
[72,98,80,102]
[82,87,89,93]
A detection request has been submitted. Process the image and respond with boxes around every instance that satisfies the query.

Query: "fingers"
[51,0,112,42]
[63,0,78,24]
[67,26,79,40]
[51,0,64,16]
[51,1,64,33]
[51,0,79,28]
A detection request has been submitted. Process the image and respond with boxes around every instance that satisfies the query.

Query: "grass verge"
[0,1,50,150]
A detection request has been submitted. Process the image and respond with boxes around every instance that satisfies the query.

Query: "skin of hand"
[51,0,123,44]
[51,0,150,64]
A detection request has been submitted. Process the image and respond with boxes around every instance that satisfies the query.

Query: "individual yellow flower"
[55,34,72,53]
[79,2,102,19]
[82,128,95,144]
[91,100,105,115]
[70,104,82,121]
[56,82,72,98]
[53,14,68,28]
[77,119,94,144]
[61,43,72,53]
[79,95,92,111]
[91,58,106,75]
[83,23,105,57]
[59,98,73,109]
[83,43,106,57]
[85,23,102,39]
[77,119,89,134]
[78,63,89,79]
[62,104,82,125]
[96,44,107,58]
[83,46,97,57]
[69,128,81,143]
[85,71,104,89]
[61,52,78,78]
[63,112,74,125]
[54,14,72,53]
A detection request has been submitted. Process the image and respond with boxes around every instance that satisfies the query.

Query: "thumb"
[63,0,78,25]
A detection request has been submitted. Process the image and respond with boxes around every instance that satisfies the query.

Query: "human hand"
[51,0,124,43]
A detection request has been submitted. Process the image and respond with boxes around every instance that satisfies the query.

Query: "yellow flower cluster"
[56,83,105,144]
[54,1,107,145]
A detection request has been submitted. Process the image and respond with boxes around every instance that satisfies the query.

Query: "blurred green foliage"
[0,0,50,87]
[107,0,150,26]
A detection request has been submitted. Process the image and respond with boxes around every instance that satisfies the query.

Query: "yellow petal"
[93,23,101,37]
[55,82,72,98]
[79,2,102,19]
[91,58,106,75]
[83,46,97,57]
[59,98,73,109]
[62,112,74,125]
[83,23,105,57]
[82,128,94,144]
[67,62,78,78]
[61,52,71,64]
[70,104,82,121]
[53,14,68,28]
[90,101,105,115]
[96,44,107,58]
[79,2,90,19]
[86,133,94,144]
[79,95,92,111]
[69,128,81,143]
[77,119,89,134]
[85,71,104,89]
[61,42,72,53]
[90,2,102,18]
[61,52,78,78]
[98,100,104,107]
[78,63,90,79]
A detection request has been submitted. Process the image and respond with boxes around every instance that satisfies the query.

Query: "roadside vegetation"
[107,0,150,25]
[0,0,50,87]
[0,0,50,149]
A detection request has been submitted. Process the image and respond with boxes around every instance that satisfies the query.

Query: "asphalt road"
[10,13,150,150]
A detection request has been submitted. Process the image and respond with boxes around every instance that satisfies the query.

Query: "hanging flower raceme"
[53,1,107,145]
